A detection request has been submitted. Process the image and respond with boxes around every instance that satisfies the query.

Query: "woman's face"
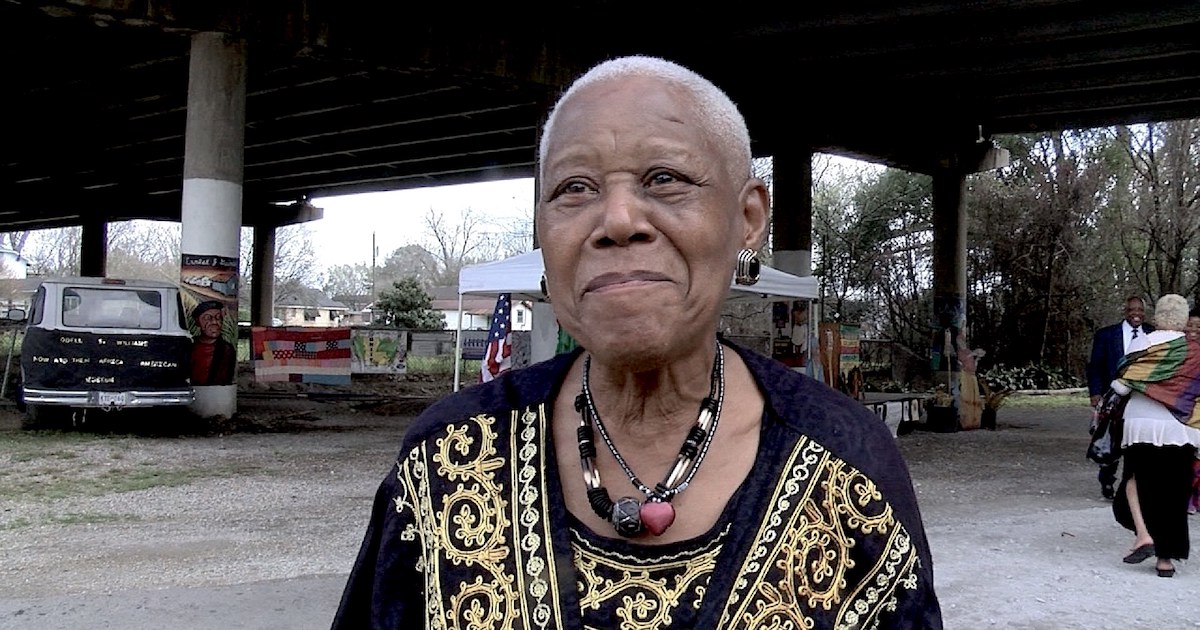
[537,77,767,369]
[1187,316,1200,341]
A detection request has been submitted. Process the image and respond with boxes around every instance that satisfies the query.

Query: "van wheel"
[22,404,70,430]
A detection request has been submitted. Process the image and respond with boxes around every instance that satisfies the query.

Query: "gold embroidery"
[393,408,564,630]
[719,437,922,630]
[389,404,924,630]
[573,526,727,629]
[391,415,518,629]
[836,524,917,629]
[512,406,563,629]
[395,446,451,629]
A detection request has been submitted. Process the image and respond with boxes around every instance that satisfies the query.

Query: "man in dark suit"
[1086,295,1152,499]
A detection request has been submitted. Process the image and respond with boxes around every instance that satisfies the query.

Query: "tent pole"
[453,292,464,392]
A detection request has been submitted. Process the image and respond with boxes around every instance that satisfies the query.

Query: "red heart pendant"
[640,501,675,536]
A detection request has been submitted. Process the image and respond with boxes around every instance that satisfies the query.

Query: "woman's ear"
[739,177,770,249]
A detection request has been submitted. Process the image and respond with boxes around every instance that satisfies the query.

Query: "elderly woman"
[1110,294,1200,578]
[333,57,941,628]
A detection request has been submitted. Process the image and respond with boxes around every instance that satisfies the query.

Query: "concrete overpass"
[4,1,1200,416]
[6,1,1199,227]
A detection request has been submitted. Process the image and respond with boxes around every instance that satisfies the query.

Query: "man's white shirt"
[1120,320,1145,355]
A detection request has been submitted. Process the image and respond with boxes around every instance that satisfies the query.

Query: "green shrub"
[406,356,480,377]
[977,364,1082,391]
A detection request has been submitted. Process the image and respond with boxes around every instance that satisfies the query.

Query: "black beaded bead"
[654,482,670,497]
[586,487,614,520]
[575,394,587,413]
[701,396,718,414]
[577,426,596,459]
[681,427,706,458]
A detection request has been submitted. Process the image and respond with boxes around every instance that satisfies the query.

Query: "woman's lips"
[584,271,671,293]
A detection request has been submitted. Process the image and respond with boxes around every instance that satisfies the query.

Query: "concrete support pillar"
[930,169,968,425]
[179,32,246,418]
[250,225,276,326]
[771,151,813,276]
[79,219,108,277]
[770,150,816,377]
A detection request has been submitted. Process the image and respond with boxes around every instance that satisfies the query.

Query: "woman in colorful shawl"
[1109,294,1200,577]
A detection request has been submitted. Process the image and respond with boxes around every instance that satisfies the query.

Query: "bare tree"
[26,227,82,276]
[489,208,534,259]
[1114,121,1200,300]
[107,220,181,281]
[375,244,439,293]
[1,231,30,254]
[273,224,322,295]
[323,262,372,308]
[238,224,324,314]
[423,207,496,286]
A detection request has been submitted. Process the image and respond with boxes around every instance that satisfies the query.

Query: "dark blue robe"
[333,343,942,629]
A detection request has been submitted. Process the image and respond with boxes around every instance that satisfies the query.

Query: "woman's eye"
[551,179,595,200]
[564,181,592,194]
[647,170,694,188]
[648,171,678,186]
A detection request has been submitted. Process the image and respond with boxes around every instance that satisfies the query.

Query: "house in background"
[430,286,532,331]
[331,293,373,326]
[0,247,28,280]
[274,287,349,327]
[0,248,33,314]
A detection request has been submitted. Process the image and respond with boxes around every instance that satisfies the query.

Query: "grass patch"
[3,465,218,502]
[48,512,140,526]
[0,512,141,531]
[0,432,239,502]
[96,468,207,495]
[0,517,32,531]
[1004,392,1090,409]
[0,431,115,463]
[406,355,480,376]
[0,431,123,446]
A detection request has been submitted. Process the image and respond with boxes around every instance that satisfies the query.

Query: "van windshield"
[62,288,163,330]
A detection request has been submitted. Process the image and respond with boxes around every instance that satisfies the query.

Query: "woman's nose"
[595,184,654,247]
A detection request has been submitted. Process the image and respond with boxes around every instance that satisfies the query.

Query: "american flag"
[481,293,512,383]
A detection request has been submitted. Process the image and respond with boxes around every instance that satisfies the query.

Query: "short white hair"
[538,56,752,182]
[1153,294,1189,331]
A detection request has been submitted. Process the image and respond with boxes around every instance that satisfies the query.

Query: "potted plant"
[926,385,958,432]
[978,377,1014,430]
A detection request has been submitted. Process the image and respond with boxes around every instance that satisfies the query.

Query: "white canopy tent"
[453,249,819,388]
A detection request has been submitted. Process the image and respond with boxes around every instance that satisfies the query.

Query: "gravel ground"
[0,395,1198,629]
[0,398,409,628]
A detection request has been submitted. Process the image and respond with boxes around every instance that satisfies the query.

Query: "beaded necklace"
[575,340,724,537]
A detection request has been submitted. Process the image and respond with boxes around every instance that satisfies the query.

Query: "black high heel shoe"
[1123,543,1155,564]
[1156,566,1175,578]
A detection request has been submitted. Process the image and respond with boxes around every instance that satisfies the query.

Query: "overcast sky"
[309,178,535,268]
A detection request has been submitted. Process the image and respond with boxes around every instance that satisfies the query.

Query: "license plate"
[96,392,128,407]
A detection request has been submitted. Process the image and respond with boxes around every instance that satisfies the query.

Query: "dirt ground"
[0,392,1197,629]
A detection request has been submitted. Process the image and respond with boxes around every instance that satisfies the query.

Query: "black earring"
[540,274,551,302]
[734,248,760,285]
